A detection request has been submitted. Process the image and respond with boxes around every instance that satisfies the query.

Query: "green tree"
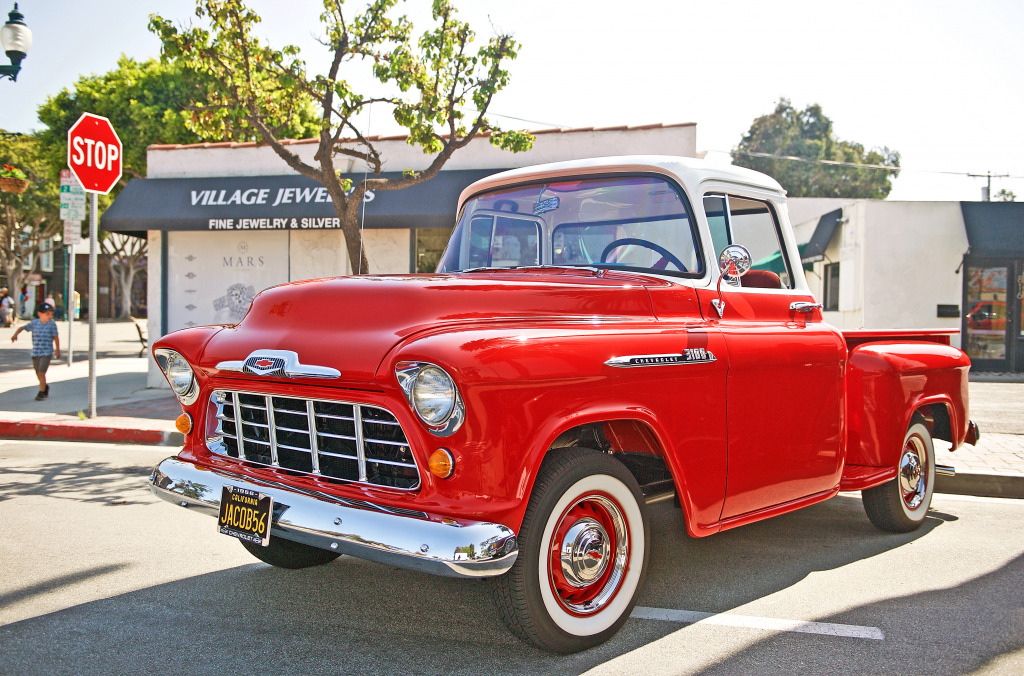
[732,99,900,199]
[994,188,1016,202]
[35,56,320,316]
[150,0,534,274]
[36,55,320,187]
[0,132,60,311]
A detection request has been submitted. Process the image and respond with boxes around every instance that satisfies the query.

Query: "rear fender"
[846,341,970,468]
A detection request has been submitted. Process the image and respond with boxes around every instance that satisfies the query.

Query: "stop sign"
[67,113,123,195]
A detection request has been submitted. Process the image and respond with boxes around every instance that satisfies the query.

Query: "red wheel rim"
[547,491,630,616]
[900,433,929,510]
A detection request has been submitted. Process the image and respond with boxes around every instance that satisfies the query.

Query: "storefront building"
[789,198,1024,372]
[960,202,1024,372]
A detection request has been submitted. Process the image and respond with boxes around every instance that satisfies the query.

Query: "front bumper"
[149,456,518,578]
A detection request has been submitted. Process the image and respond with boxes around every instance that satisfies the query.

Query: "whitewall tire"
[490,447,650,653]
[863,420,935,533]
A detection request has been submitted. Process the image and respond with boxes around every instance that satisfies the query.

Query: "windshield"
[437,175,703,277]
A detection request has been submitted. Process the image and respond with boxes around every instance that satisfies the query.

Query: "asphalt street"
[1,440,1023,675]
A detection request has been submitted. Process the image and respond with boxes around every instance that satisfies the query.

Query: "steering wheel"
[600,238,687,272]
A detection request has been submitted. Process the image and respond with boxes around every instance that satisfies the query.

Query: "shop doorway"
[963,259,1023,372]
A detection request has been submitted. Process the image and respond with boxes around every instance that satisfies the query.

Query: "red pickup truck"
[149,157,978,653]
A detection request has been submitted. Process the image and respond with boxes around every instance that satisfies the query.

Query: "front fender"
[378,321,729,535]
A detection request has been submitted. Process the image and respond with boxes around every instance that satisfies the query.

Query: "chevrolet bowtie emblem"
[216,350,341,379]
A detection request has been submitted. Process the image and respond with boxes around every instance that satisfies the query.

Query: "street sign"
[63,221,82,246]
[59,169,86,222]
[66,113,122,195]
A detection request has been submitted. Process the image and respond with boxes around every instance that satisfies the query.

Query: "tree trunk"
[120,265,137,318]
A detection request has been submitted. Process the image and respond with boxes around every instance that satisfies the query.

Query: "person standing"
[10,302,61,401]
[0,288,12,327]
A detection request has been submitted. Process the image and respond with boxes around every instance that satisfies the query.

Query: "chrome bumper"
[148,456,518,578]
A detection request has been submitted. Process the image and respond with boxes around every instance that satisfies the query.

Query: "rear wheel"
[240,536,341,569]
[490,447,650,653]
[862,420,935,532]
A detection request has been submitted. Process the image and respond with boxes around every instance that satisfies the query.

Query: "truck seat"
[741,270,782,289]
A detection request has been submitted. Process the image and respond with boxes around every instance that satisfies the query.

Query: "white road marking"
[631,606,885,640]
[933,493,1024,505]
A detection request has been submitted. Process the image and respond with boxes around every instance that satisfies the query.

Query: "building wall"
[145,125,698,179]
[862,201,966,335]
[793,199,967,346]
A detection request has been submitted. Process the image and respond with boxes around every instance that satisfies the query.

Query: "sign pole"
[67,243,75,366]
[88,192,97,418]
[66,113,121,419]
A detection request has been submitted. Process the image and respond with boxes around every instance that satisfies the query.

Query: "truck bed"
[843,328,958,350]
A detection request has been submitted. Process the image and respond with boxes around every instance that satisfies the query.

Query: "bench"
[130,316,148,358]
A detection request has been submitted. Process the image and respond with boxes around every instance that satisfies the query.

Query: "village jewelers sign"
[100,170,495,233]
[195,183,372,230]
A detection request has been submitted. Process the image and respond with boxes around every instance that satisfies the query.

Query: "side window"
[466,215,541,269]
[703,195,730,259]
[703,193,793,289]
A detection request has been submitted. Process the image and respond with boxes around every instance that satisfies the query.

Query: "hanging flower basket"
[0,177,30,194]
[0,165,29,193]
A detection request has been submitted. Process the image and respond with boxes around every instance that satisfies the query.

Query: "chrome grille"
[207,390,420,490]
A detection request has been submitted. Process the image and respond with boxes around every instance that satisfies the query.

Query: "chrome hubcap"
[899,436,927,509]
[549,494,630,615]
[559,518,611,587]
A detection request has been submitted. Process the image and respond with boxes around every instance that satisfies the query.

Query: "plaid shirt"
[24,318,59,357]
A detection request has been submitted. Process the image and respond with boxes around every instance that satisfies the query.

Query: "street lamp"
[0,3,31,82]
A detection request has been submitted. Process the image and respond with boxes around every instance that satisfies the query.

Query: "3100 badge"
[217,485,273,546]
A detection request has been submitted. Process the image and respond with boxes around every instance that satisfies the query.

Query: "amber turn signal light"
[175,413,193,435]
[428,448,454,479]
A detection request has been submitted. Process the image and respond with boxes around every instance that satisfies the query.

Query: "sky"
[3,0,1023,202]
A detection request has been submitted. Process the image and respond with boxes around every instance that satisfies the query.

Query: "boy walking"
[11,301,61,401]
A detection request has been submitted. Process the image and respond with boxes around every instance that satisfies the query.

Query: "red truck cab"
[149,156,977,653]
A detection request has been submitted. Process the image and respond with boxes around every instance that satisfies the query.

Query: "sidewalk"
[0,320,1021,498]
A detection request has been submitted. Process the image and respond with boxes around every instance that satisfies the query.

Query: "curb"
[0,419,184,447]
[936,472,1024,501]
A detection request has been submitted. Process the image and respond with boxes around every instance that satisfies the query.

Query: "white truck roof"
[457,155,786,211]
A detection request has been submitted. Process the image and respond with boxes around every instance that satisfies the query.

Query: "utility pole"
[968,171,1009,201]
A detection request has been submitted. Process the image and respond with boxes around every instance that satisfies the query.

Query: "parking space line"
[631,606,885,640]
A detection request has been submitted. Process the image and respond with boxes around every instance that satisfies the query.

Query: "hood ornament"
[217,350,340,379]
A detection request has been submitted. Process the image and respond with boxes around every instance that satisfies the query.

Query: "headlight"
[155,348,199,405]
[396,362,465,436]
[412,366,456,424]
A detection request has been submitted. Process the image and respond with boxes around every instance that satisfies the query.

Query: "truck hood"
[199,268,663,386]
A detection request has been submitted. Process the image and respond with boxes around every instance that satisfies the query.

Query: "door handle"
[790,301,823,313]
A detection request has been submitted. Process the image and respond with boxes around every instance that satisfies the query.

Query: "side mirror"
[711,245,752,319]
[718,245,752,280]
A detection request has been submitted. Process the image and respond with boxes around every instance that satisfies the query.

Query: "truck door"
[698,194,846,521]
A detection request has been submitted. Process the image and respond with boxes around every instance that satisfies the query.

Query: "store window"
[415,227,455,273]
[39,239,55,273]
[964,265,1008,361]
[823,262,840,311]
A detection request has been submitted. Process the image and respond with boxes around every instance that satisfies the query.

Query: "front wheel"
[862,420,935,533]
[490,448,650,653]
[240,536,341,569]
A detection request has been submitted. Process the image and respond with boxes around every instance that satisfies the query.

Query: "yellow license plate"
[218,485,273,547]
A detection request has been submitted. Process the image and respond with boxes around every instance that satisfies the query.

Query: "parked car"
[966,300,1006,331]
[149,156,979,653]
